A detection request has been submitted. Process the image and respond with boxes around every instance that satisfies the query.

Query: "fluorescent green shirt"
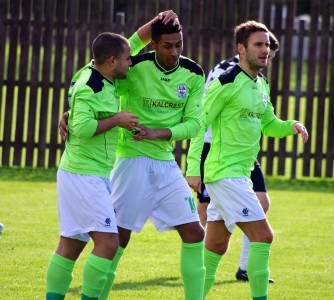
[116,53,205,160]
[186,64,296,182]
[59,33,145,178]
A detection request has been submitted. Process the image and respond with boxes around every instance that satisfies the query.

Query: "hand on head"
[158,10,179,26]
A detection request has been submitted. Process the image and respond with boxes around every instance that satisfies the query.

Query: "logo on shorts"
[242,208,249,216]
[185,196,197,213]
[105,217,111,226]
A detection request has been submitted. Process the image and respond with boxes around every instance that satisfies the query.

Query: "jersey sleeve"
[128,32,146,56]
[261,99,296,137]
[186,79,230,176]
[169,73,205,141]
[71,87,98,138]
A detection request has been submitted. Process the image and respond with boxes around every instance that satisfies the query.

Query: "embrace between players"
[48,10,308,300]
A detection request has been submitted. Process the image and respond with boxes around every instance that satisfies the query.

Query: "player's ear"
[237,43,245,55]
[151,39,157,50]
[107,55,117,66]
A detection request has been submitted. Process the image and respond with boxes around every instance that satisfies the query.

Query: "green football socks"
[180,241,205,300]
[81,254,113,299]
[99,246,125,300]
[203,247,222,298]
[247,242,271,300]
[46,253,75,299]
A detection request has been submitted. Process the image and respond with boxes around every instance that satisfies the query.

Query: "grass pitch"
[0,167,333,299]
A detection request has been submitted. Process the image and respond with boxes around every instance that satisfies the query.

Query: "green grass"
[0,168,333,299]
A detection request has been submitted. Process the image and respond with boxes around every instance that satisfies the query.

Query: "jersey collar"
[154,52,180,75]
[90,61,114,85]
[237,64,259,82]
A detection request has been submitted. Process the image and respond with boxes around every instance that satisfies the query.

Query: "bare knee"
[56,236,87,261]
[206,239,229,255]
[90,232,119,260]
[176,222,205,243]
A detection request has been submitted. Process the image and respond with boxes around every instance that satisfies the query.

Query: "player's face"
[152,32,183,70]
[240,31,270,73]
[113,43,131,79]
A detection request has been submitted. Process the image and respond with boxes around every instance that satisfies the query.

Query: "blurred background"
[0,0,333,180]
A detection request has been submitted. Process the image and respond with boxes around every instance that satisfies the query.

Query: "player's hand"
[131,125,172,141]
[292,122,309,144]
[186,176,202,193]
[158,10,179,26]
[115,110,139,131]
[59,111,69,141]
[131,124,156,141]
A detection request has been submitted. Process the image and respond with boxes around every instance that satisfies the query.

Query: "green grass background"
[0,167,333,299]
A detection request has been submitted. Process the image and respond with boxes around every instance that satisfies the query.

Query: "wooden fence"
[0,0,333,179]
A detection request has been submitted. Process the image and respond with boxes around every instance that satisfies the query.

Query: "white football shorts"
[57,169,118,242]
[110,157,199,232]
[206,177,266,233]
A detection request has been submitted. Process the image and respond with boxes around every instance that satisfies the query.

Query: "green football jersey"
[187,64,296,182]
[116,52,205,160]
[59,33,145,178]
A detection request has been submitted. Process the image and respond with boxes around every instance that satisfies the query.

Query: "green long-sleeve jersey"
[116,52,205,160]
[59,33,145,178]
[186,64,296,182]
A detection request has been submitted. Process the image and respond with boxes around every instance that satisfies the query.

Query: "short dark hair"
[151,18,182,42]
[92,32,129,65]
[234,20,269,48]
[269,31,280,51]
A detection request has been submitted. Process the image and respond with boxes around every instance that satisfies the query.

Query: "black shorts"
[197,143,211,203]
[197,145,267,203]
[251,160,267,193]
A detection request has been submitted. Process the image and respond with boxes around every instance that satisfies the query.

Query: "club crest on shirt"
[177,85,187,98]
[262,94,268,107]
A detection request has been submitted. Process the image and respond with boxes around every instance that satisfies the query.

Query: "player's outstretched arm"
[292,122,309,144]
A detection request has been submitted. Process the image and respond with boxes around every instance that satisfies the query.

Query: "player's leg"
[81,232,118,299]
[46,170,89,299]
[238,220,273,300]
[100,157,155,299]
[237,160,273,282]
[174,191,205,300]
[46,237,86,300]
[207,177,272,299]
[150,161,204,300]
[204,220,231,298]
[77,175,119,300]
[176,221,205,300]
[99,227,130,300]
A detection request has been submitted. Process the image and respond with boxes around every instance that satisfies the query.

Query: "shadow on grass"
[67,277,240,295]
[113,276,182,290]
